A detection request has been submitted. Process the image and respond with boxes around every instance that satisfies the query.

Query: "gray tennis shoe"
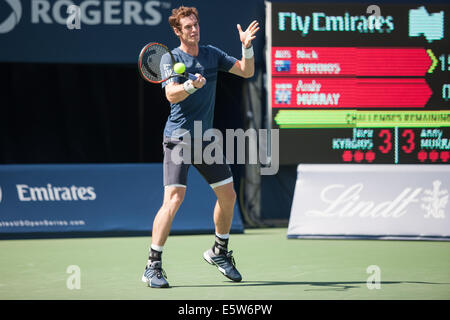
[141,261,169,288]
[203,248,242,282]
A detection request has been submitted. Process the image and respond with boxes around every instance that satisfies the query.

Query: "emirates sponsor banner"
[0,164,244,237]
[287,164,450,240]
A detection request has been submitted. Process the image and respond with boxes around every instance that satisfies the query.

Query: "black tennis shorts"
[162,136,233,188]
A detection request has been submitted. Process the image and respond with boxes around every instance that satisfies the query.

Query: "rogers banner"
[0,0,264,64]
[287,164,450,240]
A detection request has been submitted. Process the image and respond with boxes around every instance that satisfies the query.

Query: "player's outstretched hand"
[237,20,260,49]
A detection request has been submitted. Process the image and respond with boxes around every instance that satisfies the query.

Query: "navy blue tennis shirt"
[160,45,237,139]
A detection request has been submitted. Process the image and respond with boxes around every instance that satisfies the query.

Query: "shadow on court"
[171,280,449,291]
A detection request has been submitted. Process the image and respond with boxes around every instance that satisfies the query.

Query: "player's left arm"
[229,20,260,79]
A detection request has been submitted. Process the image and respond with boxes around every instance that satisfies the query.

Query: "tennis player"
[142,6,259,288]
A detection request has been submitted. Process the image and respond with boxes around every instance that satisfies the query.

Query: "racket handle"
[187,73,198,81]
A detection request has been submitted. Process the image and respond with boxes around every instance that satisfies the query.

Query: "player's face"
[177,14,200,45]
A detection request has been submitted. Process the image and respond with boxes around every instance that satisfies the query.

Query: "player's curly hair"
[168,6,199,32]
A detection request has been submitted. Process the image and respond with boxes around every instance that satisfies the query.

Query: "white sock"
[215,232,230,240]
[151,244,164,252]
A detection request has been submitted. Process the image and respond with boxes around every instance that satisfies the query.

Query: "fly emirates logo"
[16,184,96,202]
[278,11,394,36]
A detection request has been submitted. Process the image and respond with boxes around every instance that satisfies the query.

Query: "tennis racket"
[138,42,197,84]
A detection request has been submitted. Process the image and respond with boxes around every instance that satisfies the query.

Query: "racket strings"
[140,44,170,82]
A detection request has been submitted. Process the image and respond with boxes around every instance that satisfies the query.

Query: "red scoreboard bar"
[272,47,433,77]
[272,77,432,108]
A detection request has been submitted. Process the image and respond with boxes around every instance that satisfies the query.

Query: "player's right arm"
[164,74,206,104]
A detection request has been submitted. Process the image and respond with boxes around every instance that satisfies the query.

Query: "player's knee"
[219,186,236,207]
[164,189,185,210]
[228,188,237,204]
[170,192,185,208]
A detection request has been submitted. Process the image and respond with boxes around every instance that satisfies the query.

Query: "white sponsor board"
[287,164,450,240]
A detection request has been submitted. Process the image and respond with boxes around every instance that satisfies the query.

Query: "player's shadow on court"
[173,280,446,291]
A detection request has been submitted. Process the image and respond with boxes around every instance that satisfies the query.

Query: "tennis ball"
[173,62,186,74]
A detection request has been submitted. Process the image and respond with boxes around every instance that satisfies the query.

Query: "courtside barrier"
[0,164,243,238]
[288,164,450,240]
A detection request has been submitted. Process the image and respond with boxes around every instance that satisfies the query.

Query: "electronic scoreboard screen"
[266,3,450,164]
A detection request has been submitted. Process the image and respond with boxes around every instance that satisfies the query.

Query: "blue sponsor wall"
[0,164,244,238]
[0,0,265,64]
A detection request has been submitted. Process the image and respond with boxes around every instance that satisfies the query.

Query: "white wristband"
[242,45,254,59]
[183,79,198,94]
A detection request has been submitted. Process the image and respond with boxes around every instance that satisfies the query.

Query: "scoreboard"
[266,3,450,164]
